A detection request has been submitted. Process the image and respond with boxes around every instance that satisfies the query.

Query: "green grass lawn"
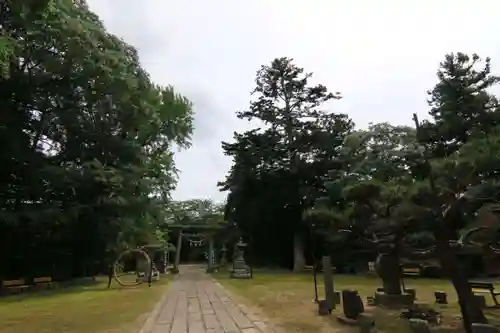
[214,270,500,333]
[0,276,171,333]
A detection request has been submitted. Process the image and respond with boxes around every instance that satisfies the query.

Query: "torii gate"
[168,223,227,272]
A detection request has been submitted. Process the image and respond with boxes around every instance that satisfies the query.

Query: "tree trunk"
[435,229,487,333]
[293,232,306,272]
[412,113,487,333]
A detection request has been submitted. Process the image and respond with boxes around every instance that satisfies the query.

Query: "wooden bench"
[402,267,421,277]
[1,279,30,293]
[34,276,53,289]
[469,281,500,306]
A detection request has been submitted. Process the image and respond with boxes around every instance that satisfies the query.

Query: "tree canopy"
[220,53,500,331]
[0,0,193,279]
[220,57,353,269]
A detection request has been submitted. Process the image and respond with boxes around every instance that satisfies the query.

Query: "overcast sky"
[86,0,500,203]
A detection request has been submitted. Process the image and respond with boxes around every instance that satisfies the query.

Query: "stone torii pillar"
[174,230,182,269]
[206,234,215,273]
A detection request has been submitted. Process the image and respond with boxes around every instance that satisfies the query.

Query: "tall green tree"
[164,199,226,226]
[220,57,353,270]
[409,53,500,331]
[309,53,500,332]
[0,0,193,279]
[420,52,500,157]
[308,123,418,286]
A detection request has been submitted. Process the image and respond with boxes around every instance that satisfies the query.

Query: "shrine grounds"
[0,276,170,333]
[214,271,500,333]
[2,270,500,333]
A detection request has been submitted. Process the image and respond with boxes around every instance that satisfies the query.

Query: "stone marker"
[334,290,341,304]
[434,291,447,304]
[322,255,336,311]
[373,252,414,308]
[375,252,401,295]
[472,323,499,333]
[368,261,377,276]
[342,289,364,320]
[405,288,417,300]
[317,299,330,316]
[474,295,487,309]
[409,318,430,333]
[358,312,376,333]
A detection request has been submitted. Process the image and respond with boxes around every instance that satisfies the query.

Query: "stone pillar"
[207,235,215,273]
[322,255,335,311]
[220,243,228,266]
[174,230,182,269]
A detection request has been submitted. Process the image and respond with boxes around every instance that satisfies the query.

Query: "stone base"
[206,267,217,273]
[472,323,499,333]
[336,315,358,326]
[374,291,414,309]
[230,268,252,279]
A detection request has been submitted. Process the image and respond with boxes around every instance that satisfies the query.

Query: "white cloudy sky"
[86,0,500,203]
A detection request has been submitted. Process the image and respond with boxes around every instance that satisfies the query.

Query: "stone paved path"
[150,265,275,333]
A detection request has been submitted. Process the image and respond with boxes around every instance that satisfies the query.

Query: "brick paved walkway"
[150,265,274,333]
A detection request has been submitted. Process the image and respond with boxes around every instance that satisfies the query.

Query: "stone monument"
[337,289,365,325]
[342,289,364,320]
[322,255,336,311]
[230,238,252,279]
[373,250,413,308]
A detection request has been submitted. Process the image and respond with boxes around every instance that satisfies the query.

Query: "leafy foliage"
[164,199,226,227]
[420,53,500,157]
[220,52,500,331]
[220,57,353,268]
[0,0,193,279]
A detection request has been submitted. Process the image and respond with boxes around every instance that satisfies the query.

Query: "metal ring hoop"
[113,248,152,287]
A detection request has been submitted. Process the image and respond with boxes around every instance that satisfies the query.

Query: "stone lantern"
[230,238,252,279]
